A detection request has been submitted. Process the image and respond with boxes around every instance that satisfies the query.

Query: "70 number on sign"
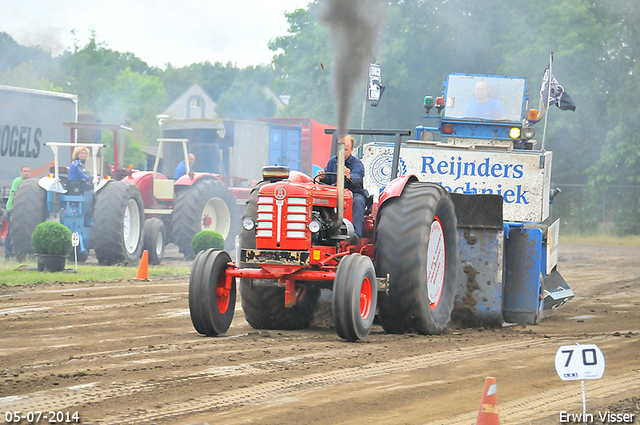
[555,344,606,381]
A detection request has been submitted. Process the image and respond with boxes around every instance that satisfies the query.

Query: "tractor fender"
[174,173,221,190]
[95,178,111,194]
[124,171,168,208]
[38,176,66,193]
[377,174,419,210]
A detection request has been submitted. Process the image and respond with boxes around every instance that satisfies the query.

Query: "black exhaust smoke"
[320,0,385,137]
[320,0,385,237]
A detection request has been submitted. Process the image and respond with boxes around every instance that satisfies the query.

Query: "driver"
[464,80,507,120]
[316,136,365,240]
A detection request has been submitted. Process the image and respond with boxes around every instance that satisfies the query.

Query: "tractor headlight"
[509,127,522,139]
[522,127,535,140]
[308,220,321,233]
[242,218,255,231]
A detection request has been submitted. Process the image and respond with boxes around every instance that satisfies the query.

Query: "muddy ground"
[0,243,639,425]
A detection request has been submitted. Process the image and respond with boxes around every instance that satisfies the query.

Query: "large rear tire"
[332,253,377,341]
[189,249,236,336]
[9,179,48,261]
[238,182,320,330]
[172,178,239,259]
[375,181,458,335]
[143,218,166,265]
[93,181,144,265]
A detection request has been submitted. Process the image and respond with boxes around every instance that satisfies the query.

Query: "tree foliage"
[215,79,277,120]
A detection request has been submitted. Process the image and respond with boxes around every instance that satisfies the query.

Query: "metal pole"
[603,191,606,224]
[390,132,402,182]
[336,134,345,230]
[581,380,587,424]
[360,82,367,147]
[541,52,553,151]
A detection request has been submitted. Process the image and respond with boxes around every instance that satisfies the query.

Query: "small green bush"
[32,221,72,255]
[191,230,225,254]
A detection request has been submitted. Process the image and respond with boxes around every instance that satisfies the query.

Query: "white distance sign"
[555,344,605,381]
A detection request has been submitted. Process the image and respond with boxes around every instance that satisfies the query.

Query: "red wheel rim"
[359,276,373,320]
[216,273,230,314]
[0,219,7,240]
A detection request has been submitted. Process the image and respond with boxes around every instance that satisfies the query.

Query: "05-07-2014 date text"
[3,411,80,423]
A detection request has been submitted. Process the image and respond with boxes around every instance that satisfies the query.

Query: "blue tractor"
[10,139,144,265]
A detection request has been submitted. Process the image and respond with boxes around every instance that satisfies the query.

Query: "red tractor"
[189,129,459,341]
[124,138,239,263]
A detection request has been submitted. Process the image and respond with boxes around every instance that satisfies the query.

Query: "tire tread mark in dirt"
[424,370,640,425]
[0,339,542,417]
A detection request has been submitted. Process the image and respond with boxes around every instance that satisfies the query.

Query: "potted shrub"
[191,230,225,255]
[32,221,72,272]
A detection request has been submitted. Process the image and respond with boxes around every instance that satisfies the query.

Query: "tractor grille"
[257,196,308,241]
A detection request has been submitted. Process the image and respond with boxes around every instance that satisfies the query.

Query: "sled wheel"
[189,249,236,336]
[333,253,378,341]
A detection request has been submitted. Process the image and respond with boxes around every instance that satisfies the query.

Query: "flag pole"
[541,52,553,151]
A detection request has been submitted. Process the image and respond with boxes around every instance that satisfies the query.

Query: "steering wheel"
[313,172,353,186]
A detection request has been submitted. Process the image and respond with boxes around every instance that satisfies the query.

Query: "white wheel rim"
[123,199,141,254]
[426,216,446,308]
[201,197,231,238]
[155,229,164,256]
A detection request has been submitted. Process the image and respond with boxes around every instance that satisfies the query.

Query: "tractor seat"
[66,179,91,195]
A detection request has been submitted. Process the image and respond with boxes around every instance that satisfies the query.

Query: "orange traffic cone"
[476,377,500,425]
[132,250,150,281]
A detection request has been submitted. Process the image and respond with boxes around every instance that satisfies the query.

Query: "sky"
[1,0,311,68]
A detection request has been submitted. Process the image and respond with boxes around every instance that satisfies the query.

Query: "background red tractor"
[124,138,240,263]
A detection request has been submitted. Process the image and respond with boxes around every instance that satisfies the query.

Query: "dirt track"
[1,243,639,425]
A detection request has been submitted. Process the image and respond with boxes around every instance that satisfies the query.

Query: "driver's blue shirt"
[69,159,93,182]
[174,160,193,179]
[323,154,365,196]
[465,98,507,120]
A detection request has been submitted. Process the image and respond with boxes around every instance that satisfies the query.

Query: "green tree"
[0,61,60,91]
[57,31,151,114]
[269,4,334,123]
[216,79,276,120]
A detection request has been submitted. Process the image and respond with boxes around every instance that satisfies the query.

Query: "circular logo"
[370,154,407,186]
[274,186,286,200]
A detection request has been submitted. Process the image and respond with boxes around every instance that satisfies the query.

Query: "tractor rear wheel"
[9,179,48,261]
[238,182,320,330]
[189,248,236,336]
[172,178,239,259]
[93,181,144,265]
[375,181,458,335]
[332,253,377,341]
[143,218,166,265]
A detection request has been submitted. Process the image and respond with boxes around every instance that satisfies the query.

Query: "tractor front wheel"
[143,218,166,265]
[189,249,236,336]
[332,253,378,341]
[93,181,144,265]
[375,181,458,335]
